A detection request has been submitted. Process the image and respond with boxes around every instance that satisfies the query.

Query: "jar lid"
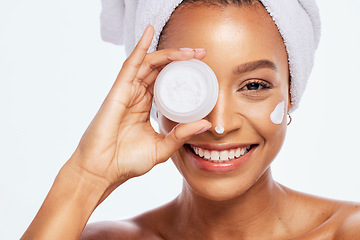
[154,59,219,123]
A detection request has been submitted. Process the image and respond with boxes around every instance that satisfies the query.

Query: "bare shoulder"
[296,199,360,240]
[279,185,360,239]
[79,220,143,240]
[333,202,360,239]
[79,202,173,240]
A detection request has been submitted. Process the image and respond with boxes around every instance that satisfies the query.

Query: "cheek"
[239,99,288,171]
[241,99,287,140]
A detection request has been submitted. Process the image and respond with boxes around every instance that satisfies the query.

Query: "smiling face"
[157,2,290,201]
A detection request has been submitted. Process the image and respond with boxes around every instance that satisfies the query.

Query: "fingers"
[92,19,208,131]
[137,48,207,86]
[155,120,212,163]
[117,24,155,84]
[134,49,196,87]
[93,25,155,127]
[192,48,207,60]
[105,24,155,104]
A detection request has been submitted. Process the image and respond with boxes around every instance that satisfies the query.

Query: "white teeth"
[190,145,252,163]
[220,150,228,161]
[204,150,211,159]
[210,151,220,161]
[229,149,235,159]
[198,148,204,157]
[240,147,246,156]
[235,148,241,158]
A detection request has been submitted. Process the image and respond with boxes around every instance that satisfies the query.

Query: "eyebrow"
[233,60,279,75]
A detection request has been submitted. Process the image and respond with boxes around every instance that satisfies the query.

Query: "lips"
[184,144,256,174]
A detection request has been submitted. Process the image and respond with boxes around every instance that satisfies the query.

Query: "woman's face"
[157,3,290,201]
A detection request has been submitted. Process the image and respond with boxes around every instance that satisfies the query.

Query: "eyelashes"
[237,80,271,92]
[236,79,273,100]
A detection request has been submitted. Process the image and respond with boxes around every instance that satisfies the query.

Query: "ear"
[287,98,293,113]
[287,83,293,112]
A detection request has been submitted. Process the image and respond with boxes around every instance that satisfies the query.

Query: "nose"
[205,88,242,136]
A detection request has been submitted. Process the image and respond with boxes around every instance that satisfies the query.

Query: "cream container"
[154,59,219,123]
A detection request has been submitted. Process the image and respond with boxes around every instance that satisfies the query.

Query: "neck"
[173,169,287,239]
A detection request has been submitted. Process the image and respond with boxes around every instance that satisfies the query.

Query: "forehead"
[158,4,288,74]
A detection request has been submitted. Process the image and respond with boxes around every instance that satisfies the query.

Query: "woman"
[21,0,360,239]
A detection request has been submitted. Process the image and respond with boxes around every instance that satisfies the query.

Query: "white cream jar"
[154,59,219,123]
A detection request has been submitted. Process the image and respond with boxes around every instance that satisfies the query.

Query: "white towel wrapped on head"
[100,0,321,112]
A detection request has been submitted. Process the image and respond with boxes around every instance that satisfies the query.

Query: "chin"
[176,163,262,203]
[190,180,254,202]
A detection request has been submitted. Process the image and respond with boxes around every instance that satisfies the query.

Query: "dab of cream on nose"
[270,101,285,124]
[215,125,225,134]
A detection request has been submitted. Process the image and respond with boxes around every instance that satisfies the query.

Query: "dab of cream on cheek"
[270,101,285,124]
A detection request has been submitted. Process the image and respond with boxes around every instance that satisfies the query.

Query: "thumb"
[155,120,212,163]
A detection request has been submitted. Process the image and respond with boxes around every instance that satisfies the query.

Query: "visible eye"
[239,80,271,91]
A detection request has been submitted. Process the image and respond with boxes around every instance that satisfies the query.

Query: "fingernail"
[194,48,206,53]
[144,24,152,32]
[179,48,194,52]
[195,126,210,135]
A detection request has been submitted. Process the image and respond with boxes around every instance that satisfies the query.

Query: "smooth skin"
[22,2,360,240]
[21,25,211,240]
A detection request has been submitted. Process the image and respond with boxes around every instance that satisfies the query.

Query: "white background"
[1,1,359,239]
